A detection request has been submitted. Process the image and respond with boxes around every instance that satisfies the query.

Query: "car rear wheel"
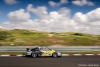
[52,53,58,58]
[32,53,37,58]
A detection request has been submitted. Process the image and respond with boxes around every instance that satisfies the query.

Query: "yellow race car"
[25,47,62,58]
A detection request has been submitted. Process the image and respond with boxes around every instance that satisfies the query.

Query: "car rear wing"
[26,46,30,51]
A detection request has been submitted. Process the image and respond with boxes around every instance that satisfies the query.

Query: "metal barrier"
[0,46,100,52]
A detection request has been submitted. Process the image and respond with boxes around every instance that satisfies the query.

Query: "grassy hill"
[0,29,100,46]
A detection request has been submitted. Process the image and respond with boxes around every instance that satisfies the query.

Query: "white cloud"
[27,4,48,19]
[0,4,100,34]
[60,0,69,4]
[0,9,30,29]
[72,0,95,6]
[58,7,71,17]
[72,7,100,34]
[49,0,68,7]
[73,8,100,23]
[8,9,30,22]
[86,8,100,21]
[48,1,57,7]
[4,0,18,5]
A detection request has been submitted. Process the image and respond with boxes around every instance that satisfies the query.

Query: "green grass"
[0,51,100,54]
[0,29,100,46]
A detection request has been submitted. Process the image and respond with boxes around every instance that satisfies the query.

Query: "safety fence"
[0,46,100,52]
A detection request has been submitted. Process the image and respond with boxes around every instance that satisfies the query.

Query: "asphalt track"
[0,56,100,67]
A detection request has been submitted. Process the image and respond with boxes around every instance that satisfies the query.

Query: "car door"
[40,48,47,56]
[46,49,55,56]
[46,50,50,56]
[41,48,54,56]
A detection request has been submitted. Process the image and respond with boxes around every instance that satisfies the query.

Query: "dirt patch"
[47,34,54,37]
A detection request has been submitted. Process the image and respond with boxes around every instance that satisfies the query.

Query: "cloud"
[48,1,57,7]
[0,9,30,29]
[49,0,68,7]
[0,4,100,34]
[60,0,69,4]
[73,8,100,23]
[27,4,48,19]
[72,7,100,34]
[72,0,95,6]
[58,7,71,17]
[4,0,18,5]
[8,9,30,22]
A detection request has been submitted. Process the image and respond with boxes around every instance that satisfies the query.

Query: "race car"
[25,46,62,58]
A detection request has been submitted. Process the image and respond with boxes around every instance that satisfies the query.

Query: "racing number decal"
[41,52,46,56]
[46,51,50,56]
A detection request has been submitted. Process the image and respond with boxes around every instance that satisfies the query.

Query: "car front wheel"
[31,53,37,58]
[52,53,58,58]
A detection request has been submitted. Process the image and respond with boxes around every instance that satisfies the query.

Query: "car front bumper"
[57,52,62,56]
[26,51,32,55]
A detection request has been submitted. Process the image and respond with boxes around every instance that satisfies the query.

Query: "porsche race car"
[25,47,62,58]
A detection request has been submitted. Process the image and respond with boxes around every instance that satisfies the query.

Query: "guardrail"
[0,46,100,52]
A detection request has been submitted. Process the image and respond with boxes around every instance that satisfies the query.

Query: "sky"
[0,0,100,34]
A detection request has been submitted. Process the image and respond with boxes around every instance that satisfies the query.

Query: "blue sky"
[0,0,100,34]
[0,0,100,22]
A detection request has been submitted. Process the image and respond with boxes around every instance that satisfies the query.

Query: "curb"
[62,54,100,56]
[0,54,100,57]
[0,54,23,57]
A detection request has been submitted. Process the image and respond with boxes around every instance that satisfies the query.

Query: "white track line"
[17,54,23,56]
[98,54,100,55]
[85,54,94,56]
[73,54,81,56]
[62,54,69,56]
[0,55,10,56]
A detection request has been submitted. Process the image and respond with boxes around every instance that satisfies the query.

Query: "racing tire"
[52,53,58,58]
[31,53,37,58]
[58,56,62,58]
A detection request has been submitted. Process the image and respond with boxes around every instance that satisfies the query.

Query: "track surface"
[0,56,100,67]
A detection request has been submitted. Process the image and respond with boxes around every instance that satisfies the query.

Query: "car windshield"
[40,47,51,51]
[40,47,46,51]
